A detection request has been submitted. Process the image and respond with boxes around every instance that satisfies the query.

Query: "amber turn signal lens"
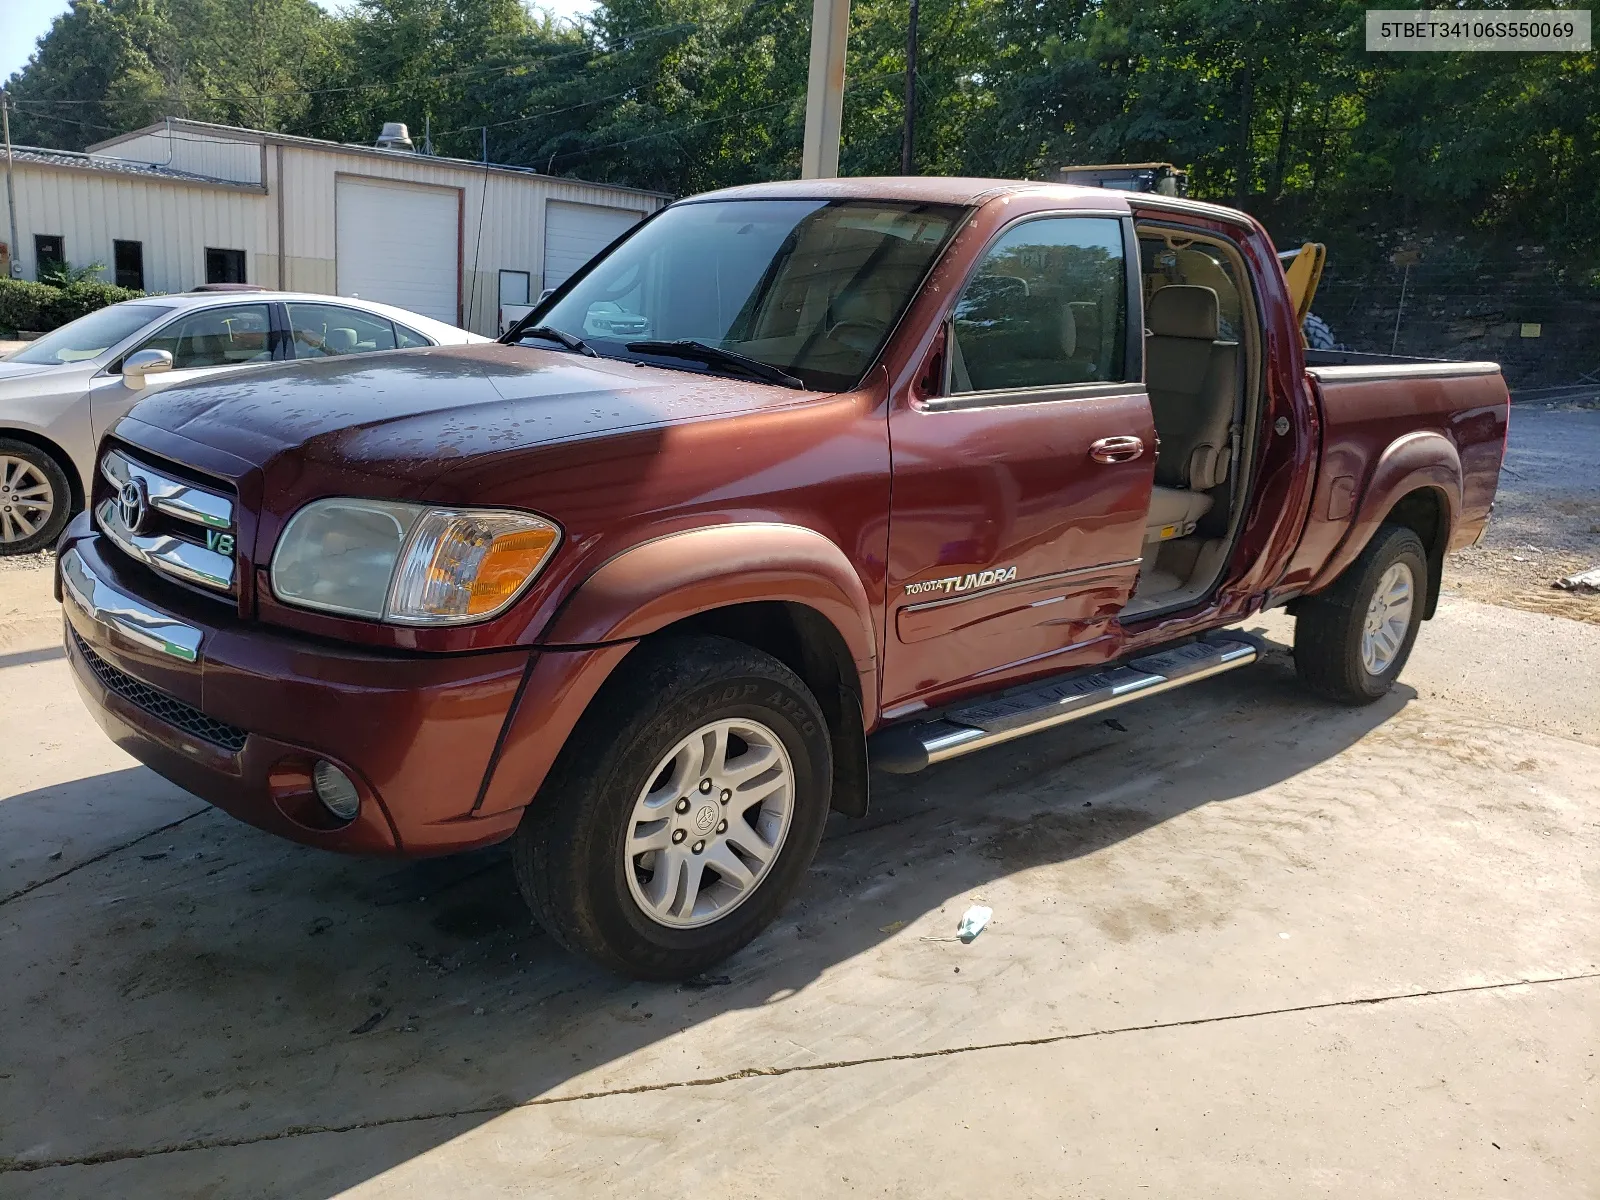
[466,527,560,615]
[386,508,562,624]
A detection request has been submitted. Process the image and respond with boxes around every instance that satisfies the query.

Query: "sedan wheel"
[0,441,72,555]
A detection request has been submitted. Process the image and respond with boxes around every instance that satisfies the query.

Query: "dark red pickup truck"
[58,177,1508,978]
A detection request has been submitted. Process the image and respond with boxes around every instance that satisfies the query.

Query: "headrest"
[1147,285,1219,340]
[327,327,358,352]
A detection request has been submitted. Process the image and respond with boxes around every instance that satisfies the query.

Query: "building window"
[114,240,145,291]
[205,248,247,285]
[34,235,65,281]
[499,269,531,307]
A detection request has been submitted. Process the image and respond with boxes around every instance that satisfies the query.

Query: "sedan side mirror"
[122,348,173,390]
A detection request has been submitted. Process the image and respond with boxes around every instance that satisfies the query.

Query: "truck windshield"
[529,198,965,392]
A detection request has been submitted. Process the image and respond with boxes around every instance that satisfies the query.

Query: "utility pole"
[1,89,19,278]
[481,126,488,164]
[801,0,851,179]
[900,0,919,175]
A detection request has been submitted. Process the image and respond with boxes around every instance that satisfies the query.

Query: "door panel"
[882,213,1153,712]
[882,387,1155,709]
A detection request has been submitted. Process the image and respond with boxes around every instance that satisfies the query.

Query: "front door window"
[136,304,274,370]
[950,216,1128,393]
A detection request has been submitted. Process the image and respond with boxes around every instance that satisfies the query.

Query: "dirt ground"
[1445,400,1600,623]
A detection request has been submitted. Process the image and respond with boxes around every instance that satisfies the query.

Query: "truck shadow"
[2,631,1415,1195]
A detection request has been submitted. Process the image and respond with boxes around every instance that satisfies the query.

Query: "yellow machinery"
[1279,243,1328,348]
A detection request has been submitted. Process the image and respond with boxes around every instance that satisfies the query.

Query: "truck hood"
[115,343,820,492]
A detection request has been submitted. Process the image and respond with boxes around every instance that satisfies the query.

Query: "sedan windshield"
[10,304,171,365]
[529,199,964,391]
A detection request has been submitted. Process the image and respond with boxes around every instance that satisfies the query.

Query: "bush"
[50,280,145,325]
[0,276,144,334]
[0,278,59,333]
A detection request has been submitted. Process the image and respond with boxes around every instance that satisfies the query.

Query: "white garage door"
[544,201,643,292]
[336,177,459,325]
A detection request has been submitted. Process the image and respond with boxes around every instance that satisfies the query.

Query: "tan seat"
[1146,486,1213,540]
[1142,285,1239,543]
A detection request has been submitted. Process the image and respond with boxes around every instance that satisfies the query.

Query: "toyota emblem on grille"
[117,477,150,533]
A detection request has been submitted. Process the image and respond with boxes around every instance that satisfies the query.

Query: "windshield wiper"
[522,325,598,357]
[625,339,806,390]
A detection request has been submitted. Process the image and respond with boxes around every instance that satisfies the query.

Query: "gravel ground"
[0,551,54,573]
[1445,399,1600,624]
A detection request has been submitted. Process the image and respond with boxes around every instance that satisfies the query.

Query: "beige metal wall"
[275,143,662,333]
[16,126,666,334]
[92,129,264,185]
[5,164,270,294]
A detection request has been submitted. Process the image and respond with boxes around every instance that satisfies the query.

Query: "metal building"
[2,118,666,335]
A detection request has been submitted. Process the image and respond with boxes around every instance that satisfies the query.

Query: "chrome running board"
[869,635,1260,774]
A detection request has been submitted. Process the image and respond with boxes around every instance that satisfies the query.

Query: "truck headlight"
[271,499,561,625]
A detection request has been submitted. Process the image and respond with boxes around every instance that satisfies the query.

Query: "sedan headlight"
[271,499,560,625]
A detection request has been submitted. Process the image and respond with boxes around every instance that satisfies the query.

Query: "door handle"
[1088,435,1144,464]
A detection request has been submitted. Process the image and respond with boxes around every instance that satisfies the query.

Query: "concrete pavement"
[1,554,1596,1197]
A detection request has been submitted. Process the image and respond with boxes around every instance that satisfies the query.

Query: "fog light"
[312,759,360,821]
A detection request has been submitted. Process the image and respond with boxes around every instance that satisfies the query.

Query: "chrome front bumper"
[59,545,204,663]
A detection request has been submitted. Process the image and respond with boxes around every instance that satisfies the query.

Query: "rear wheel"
[0,439,72,556]
[513,636,832,979]
[1294,524,1427,704]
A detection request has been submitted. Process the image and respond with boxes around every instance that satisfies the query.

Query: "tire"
[1302,312,1339,351]
[0,438,73,556]
[1294,524,1428,704]
[513,635,833,980]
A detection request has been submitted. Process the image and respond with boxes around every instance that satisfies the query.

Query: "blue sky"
[1,0,597,85]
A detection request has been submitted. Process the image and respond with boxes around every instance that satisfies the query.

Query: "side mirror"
[121,348,173,390]
[538,289,555,303]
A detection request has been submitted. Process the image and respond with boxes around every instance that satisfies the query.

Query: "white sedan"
[0,290,488,554]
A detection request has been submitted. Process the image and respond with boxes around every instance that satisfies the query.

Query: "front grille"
[73,629,248,752]
[95,447,238,599]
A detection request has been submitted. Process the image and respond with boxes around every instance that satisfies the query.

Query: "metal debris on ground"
[956,905,993,943]
[1552,567,1600,594]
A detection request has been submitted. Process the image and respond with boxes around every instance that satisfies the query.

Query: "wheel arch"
[1305,432,1461,617]
[493,523,881,820]
[639,600,872,818]
[541,523,879,713]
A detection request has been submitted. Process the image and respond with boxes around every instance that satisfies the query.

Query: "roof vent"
[375,122,414,152]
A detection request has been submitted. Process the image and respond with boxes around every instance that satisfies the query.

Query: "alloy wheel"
[0,455,56,545]
[1361,560,1415,675]
[623,717,796,929]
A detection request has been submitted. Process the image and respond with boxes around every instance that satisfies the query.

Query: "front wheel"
[512,636,832,980]
[0,439,72,555]
[1294,524,1427,704]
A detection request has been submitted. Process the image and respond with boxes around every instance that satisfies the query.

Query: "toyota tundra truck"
[57,177,1509,979]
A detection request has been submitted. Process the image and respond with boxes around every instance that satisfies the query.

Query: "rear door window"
[286,304,400,358]
[394,322,433,349]
[950,216,1128,393]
